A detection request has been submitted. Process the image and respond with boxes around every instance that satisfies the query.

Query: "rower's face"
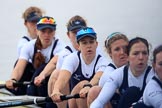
[153,51,162,81]
[128,42,149,73]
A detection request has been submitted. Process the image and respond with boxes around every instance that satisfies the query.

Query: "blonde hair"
[105,33,129,53]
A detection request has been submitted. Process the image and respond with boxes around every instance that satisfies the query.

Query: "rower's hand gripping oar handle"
[0,81,32,89]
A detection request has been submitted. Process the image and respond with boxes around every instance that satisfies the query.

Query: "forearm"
[89,71,103,86]
[10,69,22,81]
[40,63,56,77]
[54,79,66,93]
[149,95,162,108]
[51,70,70,103]
[11,62,26,81]
[160,103,162,108]
[90,82,117,108]
[40,56,58,77]
[10,59,28,81]
[53,70,71,93]
[48,71,58,95]
[79,72,103,98]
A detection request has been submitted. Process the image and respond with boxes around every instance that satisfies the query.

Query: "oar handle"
[0,81,32,89]
[13,81,32,87]
[0,84,6,89]
[60,93,80,100]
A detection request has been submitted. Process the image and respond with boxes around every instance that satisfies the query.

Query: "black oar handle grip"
[13,81,32,87]
[45,97,53,102]
[0,84,6,89]
[60,94,80,101]
[0,81,32,89]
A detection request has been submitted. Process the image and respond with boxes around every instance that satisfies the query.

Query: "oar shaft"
[0,97,51,107]
[0,94,80,107]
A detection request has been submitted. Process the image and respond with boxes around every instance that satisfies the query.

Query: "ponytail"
[33,37,45,69]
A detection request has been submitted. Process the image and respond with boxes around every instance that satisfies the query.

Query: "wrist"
[40,73,46,78]
[83,83,92,88]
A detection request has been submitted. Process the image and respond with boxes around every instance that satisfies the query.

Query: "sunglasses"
[77,27,96,36]
[37,17,56,25]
